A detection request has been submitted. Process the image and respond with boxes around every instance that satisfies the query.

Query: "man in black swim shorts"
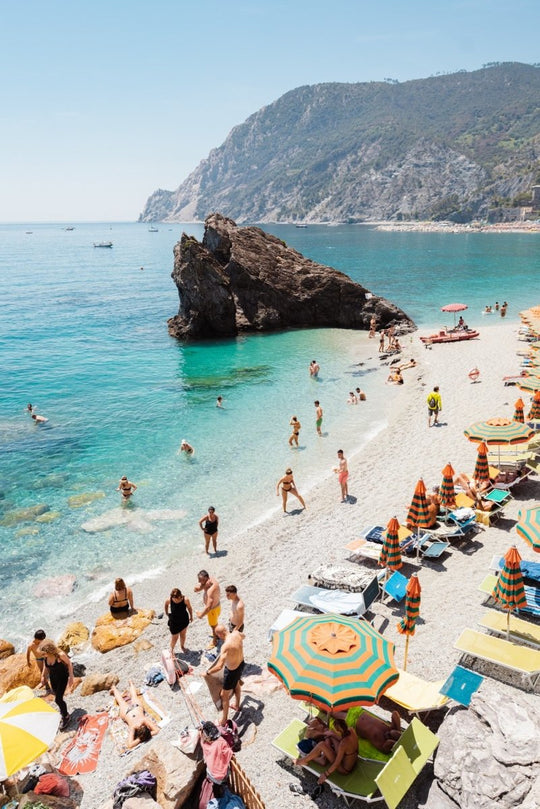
[205,624,245,724]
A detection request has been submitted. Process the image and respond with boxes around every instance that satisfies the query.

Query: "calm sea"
[1,222,538,642]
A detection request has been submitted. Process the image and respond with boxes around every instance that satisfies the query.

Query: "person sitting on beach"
[426,485,441,509]
[335,707,402,753]
[387,369,403,385]
[117,475,137,502]
[355,387,366,401]
[454,472,494,510]
[289,416,301,447]
[347,391,358,404]
[179,439,195,456]
[294,716,358,785]
[26,628,47,674]
[108,577,134,618]
[276,468,306,512]
[110,682,159,749]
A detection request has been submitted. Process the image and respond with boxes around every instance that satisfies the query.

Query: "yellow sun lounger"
[454,628,540,689]
[479,610,540,650]
[383,669,449,717]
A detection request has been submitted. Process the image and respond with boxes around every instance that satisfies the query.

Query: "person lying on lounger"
[110,682,159,749]
[294,717,358,785]
[454,473,494,511]
[346,707,402,753]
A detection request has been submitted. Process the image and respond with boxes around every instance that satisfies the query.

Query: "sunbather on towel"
[110,682,159,749]
[454,473,494,510]
[344,707,402,753]
[294,717,358,785]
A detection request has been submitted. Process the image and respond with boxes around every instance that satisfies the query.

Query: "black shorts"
[223,660,245,691]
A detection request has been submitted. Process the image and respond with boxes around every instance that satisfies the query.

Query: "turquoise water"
[1,222,538,642]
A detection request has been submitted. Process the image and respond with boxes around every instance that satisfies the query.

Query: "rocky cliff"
[168,214,414,339]
[141,63,540,224]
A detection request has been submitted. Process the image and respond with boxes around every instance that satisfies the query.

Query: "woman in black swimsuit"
[276,468,306,513]
[108,577,134,618]
[199,507,219,555]
[164,587,193,653]
[38,640,74,730]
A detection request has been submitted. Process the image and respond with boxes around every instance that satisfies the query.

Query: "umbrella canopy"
[529,341,540,351]
[516,506,540,553]
[516,376,540,394]
[406,479,431,531]
[513,398,525,423]
[492,546,527,637]
[396,573,422,670]
[378,517,403,572]
[464,418,534,445]
[0,697,60,779]
[439,463,456,509]
[268,613,399,711]
[441,303,468,312]
[473,442,490,485]
[528,391,540,421]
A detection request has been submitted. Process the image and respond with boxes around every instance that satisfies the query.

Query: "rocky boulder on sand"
[91,610,155,653]
[80,672,119,696]
[57,622,90,654]
[0,640,15,660]
[131,739,204,809]
[0,655,41,696]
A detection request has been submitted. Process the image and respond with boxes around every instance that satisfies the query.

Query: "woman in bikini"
[288,416,301,447]
[110,681,159,749]
[199,507,219,554]
[108,577,134,618]
[276,468,306,513]
[117,475,137,503]
[294,717,358,785]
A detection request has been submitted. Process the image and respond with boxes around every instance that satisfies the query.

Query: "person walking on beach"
[309,360,320,377]
[334,449,349,502]
[276,468,306,513]
[427,386,442,427]
[205,624,245,724]
[199,506,219,555]
[38,640,74,730]
[378,331,386,353]
[225,585,245,633]
[314,400,323,436]
[117,475,137,502]
[194,570,221,648]
[289,415,301,446]
[164,587,193,653]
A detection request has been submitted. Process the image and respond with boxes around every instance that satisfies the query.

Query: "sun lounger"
[381,571,407,603]
[290,584,368,617]
[479,610,540,650]
[454,628,540,689]
[439,665,483,706]
[267,608,305,641]
[417,536,450,559]
[346,537,385,562]
[383,669,449,717]
[489,555,540,586]
[480,573,540,618]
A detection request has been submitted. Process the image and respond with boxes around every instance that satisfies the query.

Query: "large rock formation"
[91,609,155,653]
[168,213,414,340]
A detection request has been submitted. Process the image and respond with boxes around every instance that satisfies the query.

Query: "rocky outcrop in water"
[168,213,415,339]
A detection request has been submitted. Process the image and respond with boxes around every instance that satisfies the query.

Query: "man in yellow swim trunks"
[194,570,221,648]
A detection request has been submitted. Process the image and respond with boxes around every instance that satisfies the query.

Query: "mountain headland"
[141,63,540,225]
[168,213,415,339]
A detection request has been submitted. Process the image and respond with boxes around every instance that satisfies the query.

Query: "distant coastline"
[373,219,540,234]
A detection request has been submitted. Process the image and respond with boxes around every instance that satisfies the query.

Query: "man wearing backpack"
[427,386,442,427]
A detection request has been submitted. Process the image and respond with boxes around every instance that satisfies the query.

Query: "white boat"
[93,241,113,248]
[148,226,159,232]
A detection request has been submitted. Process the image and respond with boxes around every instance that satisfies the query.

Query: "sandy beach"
[5,318,540,808]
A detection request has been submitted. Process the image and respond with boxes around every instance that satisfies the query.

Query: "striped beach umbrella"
[513,398,525,423]
[473,442,490,485]
[464,418,534,445]
[529,341,540,351]
[492,546,527,638]
[527,391,540,421]
[396,573,421,671]
[268,613,398,710]
[439,463,456,510]
[406,479,431,531]
[517,376,540,394]
[0,698,60,779]
[516,506,540,553]
[378,517,403,573]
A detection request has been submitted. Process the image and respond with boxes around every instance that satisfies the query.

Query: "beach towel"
[59,712,109,775]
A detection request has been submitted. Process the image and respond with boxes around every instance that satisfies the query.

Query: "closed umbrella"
[516,506,540,553]
[268,613,398,711]
[439,463,456,510]
[0,697,60,779]
[378,516,403,573]
[406,479,432,560]
[527,391,540,421]
[473,442,490,486]
[513,398,525,423]
[492,546,527,638]
[397,573,421,670]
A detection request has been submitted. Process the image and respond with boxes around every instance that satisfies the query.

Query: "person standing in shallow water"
[199,506,219,555]
[309,360,320,377]
[289,415,301,446]
[117,475,137,502]
[314,400,323,436]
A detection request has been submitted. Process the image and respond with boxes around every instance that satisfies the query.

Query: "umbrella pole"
[507,610,510,641]
[403,636,410,671]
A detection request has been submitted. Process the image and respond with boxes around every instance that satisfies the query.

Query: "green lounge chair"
[454,628,540,689]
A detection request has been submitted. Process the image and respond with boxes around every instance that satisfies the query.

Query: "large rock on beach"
[0,640,15,660]
[80,671,119,696]
[168,213,415,339]
[91,609,155,653]
[0,654,41,696]
[57,623,90,654]
[0,503,49,526]
[33,575,76,598]
[131,739,204,809]
[425,684,540,809]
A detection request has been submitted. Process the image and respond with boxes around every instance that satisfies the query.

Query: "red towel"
[59,712,109,775]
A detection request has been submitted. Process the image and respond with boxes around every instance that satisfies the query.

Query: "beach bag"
[34,773,70,797]
[219,719,241,752]
[145,665,165,687]
[174,726,200,754]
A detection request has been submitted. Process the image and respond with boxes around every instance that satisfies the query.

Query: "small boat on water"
[148,226,159,232]
[93,241,113,248]
[420,327,480,345]
[65,226,75,231]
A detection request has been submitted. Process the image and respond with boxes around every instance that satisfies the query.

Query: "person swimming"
[179,439,195,455]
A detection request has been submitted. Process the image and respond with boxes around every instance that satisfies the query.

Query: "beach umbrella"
[397,573,421,671]
[473,442,490,486]
[441,302,468,327]
[529,341,540,351]
[516,506,540,553]
[267,613,399,711]
[439,463,456,510]
[464,418,534,466]
[378,516,403,574]
[527,391,540,421]
[406,479,431,560]
[516,376,540,394]
[0,697,60,779]
[491,546,527,638]
[513,398,525,423]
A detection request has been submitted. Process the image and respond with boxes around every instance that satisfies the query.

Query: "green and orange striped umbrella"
[513,398,525,423]
[406,479,431,531]
[492,546,527,638]
[439,463,456,509]
[516,376,540,394]
[473,442,490,485]
[528,391,540,420]
[464,418,534,445]
[378,517,403,573]
[397,573,421,670]
[267,613,398,710]
[516,506,540,553]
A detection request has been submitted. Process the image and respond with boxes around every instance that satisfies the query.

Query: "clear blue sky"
[1,0,538,221]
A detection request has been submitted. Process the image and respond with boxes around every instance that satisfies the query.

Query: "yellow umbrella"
[0,698,59,778]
